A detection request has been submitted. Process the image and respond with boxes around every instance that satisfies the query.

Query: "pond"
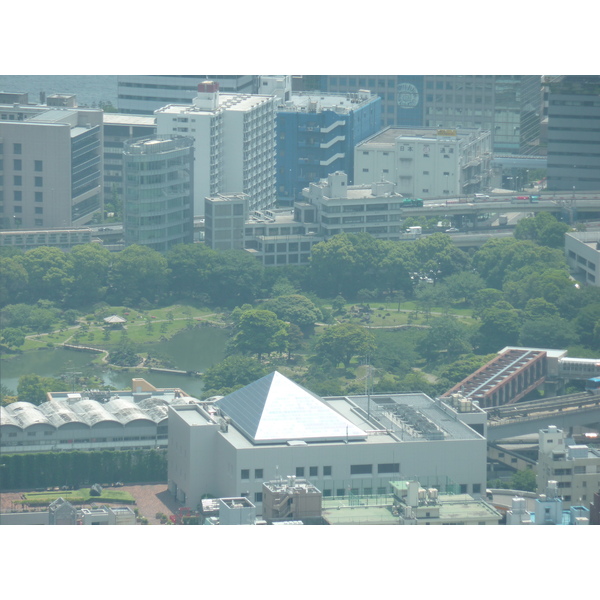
[0,325,229,398]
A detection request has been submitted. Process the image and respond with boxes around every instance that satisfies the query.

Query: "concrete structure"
[217,497,256,525]
[354,126,492,198]
[122,135,194,252]
[116,75,259,115]
[0,101,104,229]
[0,378,195,453]
[565,230,600,287]
[0,497,135,525]
[155,81,276,216]
[318,75,542,154]
[275,91,381,202]
[545,75,600,191]
[261,477,322,523]
[167,371,488,512]
[536,425,600,509]
[102,113,156,204]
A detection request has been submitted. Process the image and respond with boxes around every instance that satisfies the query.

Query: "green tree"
[0,255,29,307]
[262,294,322,332]
[417,316,473,363]
[476,301,521,353]
[0,327,26,349]
[66,243,112,307]
[166,243,217,300]
[21,246,73,302]
[202,355,268,394]
[510,469,536,492]
[109,245,169,304]
[230,309,288,359]
[17,374,63,405]
[315,323,376,369]
[443,271,487,306]
[206,250,264,307]
[519,316,579,349]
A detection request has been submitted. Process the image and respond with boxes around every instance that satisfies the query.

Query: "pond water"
[0,326,229,398]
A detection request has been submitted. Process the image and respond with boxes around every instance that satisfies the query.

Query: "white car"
[445,227,459,233]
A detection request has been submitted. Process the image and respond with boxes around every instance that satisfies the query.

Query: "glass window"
[295,467,304,477]
[350,464,372,475]
[13,143,22,154]
[309,466,318,477]
[323,466,332,476]
[34,160,43,172]
[254,468,263,479]
[241,469,250,480]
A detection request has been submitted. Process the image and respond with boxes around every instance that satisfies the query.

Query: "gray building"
[167,371,488,512]
[122,135,194,252]
[546,75,600,191]
[0,101,104,229]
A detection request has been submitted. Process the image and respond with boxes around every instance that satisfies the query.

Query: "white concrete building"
[354,126,492,199]
[155,81,276,216]
[565,231,600,287]
[537,425,600,509]
[167,371,488,512]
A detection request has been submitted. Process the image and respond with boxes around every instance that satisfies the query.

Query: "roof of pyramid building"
[215,371,367,444]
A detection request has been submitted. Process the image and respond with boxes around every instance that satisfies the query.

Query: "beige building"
[537,425,600,509]
[0,99,104,229]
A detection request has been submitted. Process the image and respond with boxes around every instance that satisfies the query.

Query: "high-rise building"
[316,75,542,154]
[0,99,104,229]
[155,82,276,216]
[122,135,194,252]
[117,75,260,115]
[545,75,600,191]
[275,90,382,202]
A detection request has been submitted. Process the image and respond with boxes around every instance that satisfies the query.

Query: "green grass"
[18,487,136,506]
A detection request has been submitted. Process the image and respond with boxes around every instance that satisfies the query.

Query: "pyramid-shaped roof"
[215,371,366,444]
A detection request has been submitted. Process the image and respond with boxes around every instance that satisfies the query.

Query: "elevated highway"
[486,392,600,442]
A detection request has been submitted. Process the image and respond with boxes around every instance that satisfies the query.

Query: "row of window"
[240,463,400,481]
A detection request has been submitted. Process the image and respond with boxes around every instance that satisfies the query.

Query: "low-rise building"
[354,126,492,198]
[167,371,488,513]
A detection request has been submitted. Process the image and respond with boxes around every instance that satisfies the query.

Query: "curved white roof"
[38,400,88,428]
[136,397,170,423]
[104,397,154,425]
[0,406,22,428]
[70,399,121,427]
[5,402,51,429]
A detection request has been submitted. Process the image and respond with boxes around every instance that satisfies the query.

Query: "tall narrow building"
[122,135,194,252]
[155,82,276,216]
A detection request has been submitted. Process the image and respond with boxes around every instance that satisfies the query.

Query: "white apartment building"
[354,127,492,199]
[167,371,488,512]
[537,425,600,509]
[155,81,276,217]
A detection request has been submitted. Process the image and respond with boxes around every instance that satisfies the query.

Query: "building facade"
[116,75,260,115]
[102,113,156,207]
[536,425,600,509]
[204,173,418,266]
[546,75,600,191]
[0,101,104,229]
[167,371,488,512]
[155,82,277,216]
[354,127,492,198]
[317,75,542,154]
[565,231,600,287]
[275,91,382,202]
[122,135,194,252]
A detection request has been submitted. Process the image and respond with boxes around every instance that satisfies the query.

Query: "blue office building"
[276,91,381,203]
